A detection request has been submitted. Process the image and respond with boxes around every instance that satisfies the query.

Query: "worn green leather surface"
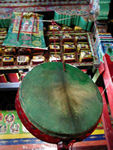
[19,62,103,138]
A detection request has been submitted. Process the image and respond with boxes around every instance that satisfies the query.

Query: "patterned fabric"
[54,8,93,31]
[95,32,113,62]
[3,12,47,49]
[97,0,111,20]
[0,0,90,7]
[0,0,90,21]
[54,5,90,16]
[0,5,92,29]
[0,5,91,14]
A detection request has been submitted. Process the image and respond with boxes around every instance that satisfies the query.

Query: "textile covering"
[0,5,92,29]
[0,9,12,28]
[54,11,93,31]
[0,0,90,8]
[0,19,11,28]
[3,12,47,49]
[97,0,111,20]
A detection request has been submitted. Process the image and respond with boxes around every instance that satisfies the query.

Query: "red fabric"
[17,12,23,41]
[0,74,7,83]
[8,73,19,82]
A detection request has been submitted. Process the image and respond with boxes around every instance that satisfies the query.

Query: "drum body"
[15,62,103,144]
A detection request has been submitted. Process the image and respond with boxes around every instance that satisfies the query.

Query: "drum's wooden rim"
[15,90,102,144]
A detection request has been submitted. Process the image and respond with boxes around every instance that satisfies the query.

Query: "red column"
[99,87,113,150]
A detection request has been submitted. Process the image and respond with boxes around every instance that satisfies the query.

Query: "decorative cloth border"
[0,5,91,24]
[0,0,90,8]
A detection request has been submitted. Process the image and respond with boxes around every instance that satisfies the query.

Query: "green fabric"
[97,2,110,20]
[54,12,93,31]
[71,15,77,25]
[54,12,71,26]
[74,16,80,26]
[3,12,47,49]
[99,3,110,15]
[78,17,87,31]
[19,62,103,139]
[0,19,11,28]
[87,21,93,31]
[99,0,111,3]
[97,16,108,20]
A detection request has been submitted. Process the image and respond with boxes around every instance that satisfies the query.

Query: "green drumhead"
[19,62,102,138]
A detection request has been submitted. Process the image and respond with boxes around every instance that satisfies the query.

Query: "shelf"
[0,65,31,73]
[0,61,99,72]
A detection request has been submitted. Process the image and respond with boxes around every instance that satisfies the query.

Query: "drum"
[15,62,103,144]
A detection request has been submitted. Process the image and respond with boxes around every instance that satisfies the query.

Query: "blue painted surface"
[0,134,105,145]
[0,138,43,145]
[84,134,105,141]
